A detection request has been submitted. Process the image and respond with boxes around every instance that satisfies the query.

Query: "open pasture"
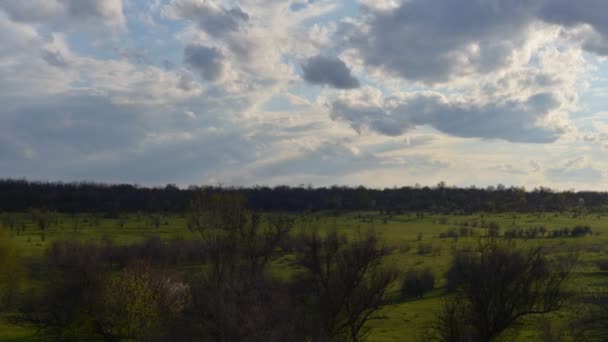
[2,210,607,341]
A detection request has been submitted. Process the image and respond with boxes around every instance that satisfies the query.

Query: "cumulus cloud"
[344,0,540,84]
[184,44,225,82]
[330,87,567,143]
[302,55,359,89]
[163,0,248,37]
[340,0,608,85]
[539,0,608,55]
[1,0,608,188]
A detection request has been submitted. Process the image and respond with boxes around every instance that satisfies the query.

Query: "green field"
[1,210,607,341]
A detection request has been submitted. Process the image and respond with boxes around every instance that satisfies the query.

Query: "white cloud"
[1,0,608,188]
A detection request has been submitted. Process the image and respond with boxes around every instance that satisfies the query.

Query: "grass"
[2,210,608,341]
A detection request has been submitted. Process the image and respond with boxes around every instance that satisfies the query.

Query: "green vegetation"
[2,207,608,341]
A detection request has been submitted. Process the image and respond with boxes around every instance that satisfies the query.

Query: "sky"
[1,0,608,190]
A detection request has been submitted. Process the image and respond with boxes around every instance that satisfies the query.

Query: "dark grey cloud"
[62,0,122,22]
[165,0,248,37]
[345,0,539,84]
[1,0,124,28]
[184,44,224,81]
[539,0,608,55]
[302,55,360,89]
[331,92,564,143]
[41,50,68,68]
[342,0,608,84]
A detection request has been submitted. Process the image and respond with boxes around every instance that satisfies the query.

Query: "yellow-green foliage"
[102,263,162,340]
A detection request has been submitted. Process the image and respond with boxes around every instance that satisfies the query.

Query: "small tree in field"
[30,209,52,231]
[428,239,574,341]
[99,261,190,341]
[402,268,435,299]
[185,191,297,341]
[294,230,396,341]
[13,240,106,340]
[1,214,17,232]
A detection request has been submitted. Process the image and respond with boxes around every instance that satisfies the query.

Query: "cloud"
[1,0,608,189]
[1,0,125,30]
[184,44,225,82]
[302,55,360,89]
[163,0,248,38]
[340,0,608,86]
[330,87,567,143]
[343,0,540,84]
[488,164,530,175]
[545,156,603,183]
[539,0,608,55]
[41,50,68,68]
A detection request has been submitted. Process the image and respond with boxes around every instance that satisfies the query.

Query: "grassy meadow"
[1,210,607,341]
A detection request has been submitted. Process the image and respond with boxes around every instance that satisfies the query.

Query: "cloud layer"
[0,0,607,189]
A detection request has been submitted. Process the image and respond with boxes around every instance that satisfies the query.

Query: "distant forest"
[1,179,606,213]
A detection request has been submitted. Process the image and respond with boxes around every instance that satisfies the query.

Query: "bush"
[436,240,574,341]
[459,227,472,237]
[597,260,608,271]
[99,261,190,341]
[418,244,433,255]
[401,268,435,298]
[571,225,592,237]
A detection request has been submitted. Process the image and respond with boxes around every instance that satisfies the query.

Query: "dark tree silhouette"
[428,239,575,341]
[294,230,396,341]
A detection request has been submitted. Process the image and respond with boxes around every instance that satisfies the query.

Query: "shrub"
[459,227,472,237]
[436,240,574,341]
[571,225,592,237]
[401,268,435,298]
[99,261,190,341]
[597,260,608,271]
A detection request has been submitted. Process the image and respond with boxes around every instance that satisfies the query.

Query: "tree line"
[1,179,606,213]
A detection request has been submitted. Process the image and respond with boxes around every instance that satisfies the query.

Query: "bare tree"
[294,230,396,341]
[428,239,574,341]
[185,191,297,341]
[12,240,106,341]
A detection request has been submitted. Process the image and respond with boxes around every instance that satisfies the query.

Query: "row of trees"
[1,179,605,213]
